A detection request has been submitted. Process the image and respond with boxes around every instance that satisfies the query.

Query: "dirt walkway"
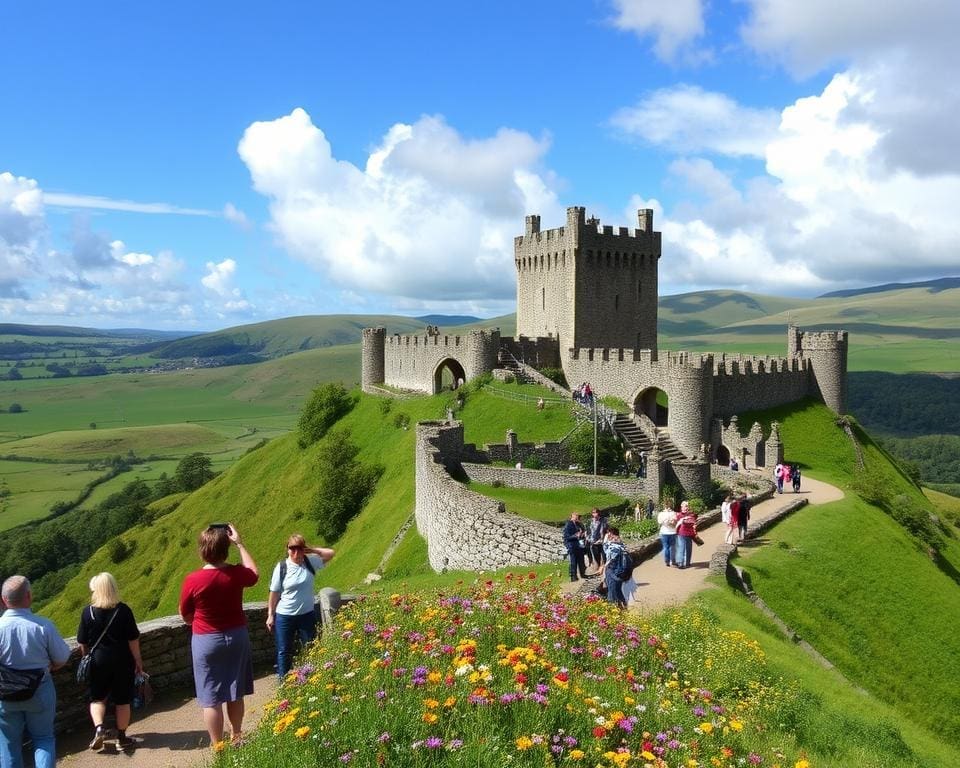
[629,474,843,610]
[53,474,843,768]
[56,673,277,768]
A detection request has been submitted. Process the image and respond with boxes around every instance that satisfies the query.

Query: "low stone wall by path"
[51,589,347,735]
[462,462,657,500]
[707,497,807,576]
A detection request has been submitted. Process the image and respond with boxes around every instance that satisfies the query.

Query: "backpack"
[278,555,315,587]
[610,549,632,581]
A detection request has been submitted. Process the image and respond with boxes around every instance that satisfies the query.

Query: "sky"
[1,0,958,330]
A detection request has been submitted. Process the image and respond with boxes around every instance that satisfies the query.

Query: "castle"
[362,206,848,571]
[363,206,847,462]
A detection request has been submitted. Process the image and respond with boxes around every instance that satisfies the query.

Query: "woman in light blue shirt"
[265,534,334,678]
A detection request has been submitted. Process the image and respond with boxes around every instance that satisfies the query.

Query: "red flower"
[592,726,607,738]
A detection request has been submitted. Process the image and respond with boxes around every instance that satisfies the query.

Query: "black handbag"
[77,606,119,685]
[0,664,44,701]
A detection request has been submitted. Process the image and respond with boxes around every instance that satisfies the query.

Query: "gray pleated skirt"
[191,626,254,707]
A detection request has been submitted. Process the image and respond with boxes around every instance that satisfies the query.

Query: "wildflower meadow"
[218,574,815,768]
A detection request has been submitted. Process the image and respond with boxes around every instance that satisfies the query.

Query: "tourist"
[0,575,71,768]
[179,524,259,748]
[76,573,143,752]
[267,535,335,678]
[675,501,698,569]
[657,500,679,567]
[536,397,544,411]
[562,512,588,582]
[791,465,802,492]
[738,495,751,541]
[586,508,607,572]
[774,462,784,493]
[729,456,739,471]
[601,526,629,609]
[780,463,792,493]
[633,500,643,522]
[721,495,736,545]
[638,450,647,478]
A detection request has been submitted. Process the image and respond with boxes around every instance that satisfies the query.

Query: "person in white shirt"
[266,535,334,678]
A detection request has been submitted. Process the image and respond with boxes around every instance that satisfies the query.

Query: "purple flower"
[693,706,705,717]
[425,737,443,749]
[375,690,386,700]
[447,740,464,751]
[377,732,390,743]
[338,753,352,763]
[667,739,681,749]
[655,732,668,742]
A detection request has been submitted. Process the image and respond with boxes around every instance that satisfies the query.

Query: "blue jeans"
[0,676,56,768]
[275,611,317,677]
[566,545,587,581]
[606,577,625,608]
[660,533,677,565]
[678,535,694,567]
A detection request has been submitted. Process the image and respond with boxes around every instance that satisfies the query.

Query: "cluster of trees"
[849,372,960,437]
[1,403,23,413]
[297,383,355,448]
[879,434,960,485]
[0,453,217,606]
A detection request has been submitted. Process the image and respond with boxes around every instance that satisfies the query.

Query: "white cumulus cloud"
[609,0,707,62]
[611,85,780,158]
[237,108,562,304]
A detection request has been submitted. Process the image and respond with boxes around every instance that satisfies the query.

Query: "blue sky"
[2,1,957,330]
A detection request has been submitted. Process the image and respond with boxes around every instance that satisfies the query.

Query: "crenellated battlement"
[514,206,660,250]
[712,354,812,376]
[566,347,714,370]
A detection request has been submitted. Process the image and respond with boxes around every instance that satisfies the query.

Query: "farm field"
[0,459,103,531]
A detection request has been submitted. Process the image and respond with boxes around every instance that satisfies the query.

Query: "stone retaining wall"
[462,462,656,499]
[415,422,568,571]
[50,589,347,735]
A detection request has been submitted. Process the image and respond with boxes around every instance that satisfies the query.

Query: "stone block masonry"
[415,421,569,571]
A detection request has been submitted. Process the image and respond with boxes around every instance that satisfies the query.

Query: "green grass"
[0,460,104,531]
[458,380,577,446]
[702,589,960,767]
[727,401,960,748]
[465,482,626,522]
[39,383,575,631]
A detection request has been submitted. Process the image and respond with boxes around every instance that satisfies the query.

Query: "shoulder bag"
[0,664,45,701]
[76,606,119,685]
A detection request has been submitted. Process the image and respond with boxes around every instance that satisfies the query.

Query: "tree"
[174,453,215,492]
[311,427,383,541]
[5,368,22,381]
[566,424,621,475]
[297,383,354,448]
[8,403,23,413]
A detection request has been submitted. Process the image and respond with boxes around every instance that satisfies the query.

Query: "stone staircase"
[497,348,532,383]
[612,413,653,453]
[611,413,688,462]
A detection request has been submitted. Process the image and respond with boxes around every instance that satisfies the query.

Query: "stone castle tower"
[514,206,660,351]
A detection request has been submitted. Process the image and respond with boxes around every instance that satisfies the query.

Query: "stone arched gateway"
[433,357,467,394]
[634,386,669,427]
[715,444,730,466]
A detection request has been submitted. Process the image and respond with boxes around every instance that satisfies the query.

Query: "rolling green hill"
[36,385,960,766]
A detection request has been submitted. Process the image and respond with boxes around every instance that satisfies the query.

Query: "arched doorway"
[433,358,467,394]
[634,387,669,427]
[715,444,730,466]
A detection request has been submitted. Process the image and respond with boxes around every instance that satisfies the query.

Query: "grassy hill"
[34,382,960,764]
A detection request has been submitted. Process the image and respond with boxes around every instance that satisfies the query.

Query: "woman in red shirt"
[179,524,258,748]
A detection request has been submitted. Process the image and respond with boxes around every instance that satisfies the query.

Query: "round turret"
[361,327,386,391]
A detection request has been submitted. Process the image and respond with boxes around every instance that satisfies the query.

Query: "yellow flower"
[294,726,311,739]
[516,736,533,751]
[424,698,439,709]
[570,749,585,760]
[641,751,656,760]
[422,712,438,724]
[699,722,714,734]
[728,719,744,732]
[443,696,457,708]
[795,761,811,768]
[427,671,442,684]
[212,740,227,753]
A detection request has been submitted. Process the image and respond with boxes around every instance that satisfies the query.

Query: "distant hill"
[819,276,960,299]
[0,324,191,341]
[416,314,481,326]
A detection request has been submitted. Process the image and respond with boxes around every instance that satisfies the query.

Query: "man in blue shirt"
[0,575,71,768]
